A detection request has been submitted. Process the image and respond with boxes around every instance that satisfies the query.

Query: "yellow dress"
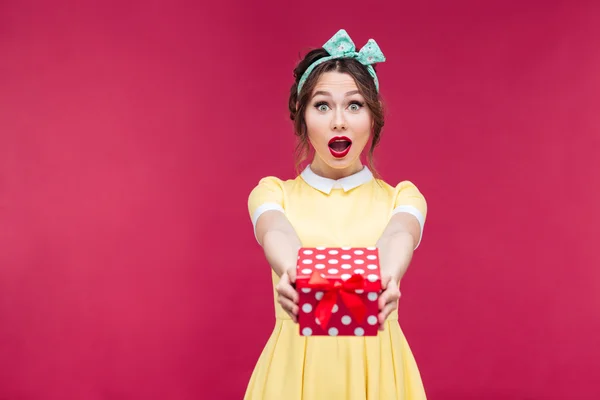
[245,165,428,400]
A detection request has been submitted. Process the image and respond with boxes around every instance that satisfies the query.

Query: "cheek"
[353,116,373,143]
[305,114,328,142]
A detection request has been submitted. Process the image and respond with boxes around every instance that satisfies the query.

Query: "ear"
[296,101,299,112]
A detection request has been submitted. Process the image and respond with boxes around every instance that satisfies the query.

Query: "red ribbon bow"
[307,270,368,330]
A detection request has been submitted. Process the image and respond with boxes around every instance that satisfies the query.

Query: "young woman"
[245,29,428,400]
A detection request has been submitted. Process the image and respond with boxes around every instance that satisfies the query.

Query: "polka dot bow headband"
[297,29,386,95]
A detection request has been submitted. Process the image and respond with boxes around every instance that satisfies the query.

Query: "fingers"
[276,271,299,323]
[380,275,391,290]
[278,296,298,322]
[378,283,401,311]
[377,280,401,331]
[378,300,398,330]
[276,274,299,304]
[287,266,297,283]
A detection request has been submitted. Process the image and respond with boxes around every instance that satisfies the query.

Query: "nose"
[331,108,347,131]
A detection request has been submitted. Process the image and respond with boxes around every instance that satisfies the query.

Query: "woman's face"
[304,71,373,179]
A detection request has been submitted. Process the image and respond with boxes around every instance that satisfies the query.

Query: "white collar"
[300,165,373,194]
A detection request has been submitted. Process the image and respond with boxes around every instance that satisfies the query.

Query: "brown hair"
[288,48,386,178]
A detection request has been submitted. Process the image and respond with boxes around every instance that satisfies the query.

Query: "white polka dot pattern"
[295,247,381,283]
[296,247,383,337]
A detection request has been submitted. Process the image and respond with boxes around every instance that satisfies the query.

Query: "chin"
[324,153,361,170]
[326,159,352,169]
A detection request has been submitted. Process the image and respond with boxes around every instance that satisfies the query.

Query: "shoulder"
[248,175,298,198]
[373,178,424,197]
[247,175,302,215]
[389,179,427,224]
[374,176,427,217]
[378,178,428,248]
[374,177,424,193]
[249,176,285,193]
[392,180,425,198]
[247,175,302,239]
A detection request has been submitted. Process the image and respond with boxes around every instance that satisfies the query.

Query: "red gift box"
[295,247,383,337]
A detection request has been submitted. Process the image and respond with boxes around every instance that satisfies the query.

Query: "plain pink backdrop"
[1,0,599,399]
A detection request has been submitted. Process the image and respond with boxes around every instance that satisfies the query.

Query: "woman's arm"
[255,210,303,322]
[376,212,421,284]
[255,210,302,278]
[375,212,422,329]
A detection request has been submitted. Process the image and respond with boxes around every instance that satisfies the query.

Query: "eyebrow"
[311,90,360,98]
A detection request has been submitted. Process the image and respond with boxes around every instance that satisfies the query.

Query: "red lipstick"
[328,136,352,158]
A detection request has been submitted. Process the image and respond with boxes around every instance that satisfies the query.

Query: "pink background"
[1,0,599,399]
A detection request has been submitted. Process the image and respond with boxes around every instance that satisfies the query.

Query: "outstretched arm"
[255,210,302,278]
[376,211,421,284]
[255,210,302,322]
[375,211,423,330]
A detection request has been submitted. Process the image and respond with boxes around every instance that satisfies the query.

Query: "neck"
[309,157,364,180]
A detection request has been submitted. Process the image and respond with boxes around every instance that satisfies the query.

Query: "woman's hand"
[377,275,401,331]
[275,267,299,323]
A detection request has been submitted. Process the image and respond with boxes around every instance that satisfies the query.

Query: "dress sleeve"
[247,176,285,237]
[392,181,428,249]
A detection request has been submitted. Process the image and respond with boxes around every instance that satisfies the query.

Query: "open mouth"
[328,136,352,158]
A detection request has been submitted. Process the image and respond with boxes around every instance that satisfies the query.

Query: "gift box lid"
[295,247,383,292]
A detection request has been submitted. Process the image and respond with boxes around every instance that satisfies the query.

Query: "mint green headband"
[297,29,386,95]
